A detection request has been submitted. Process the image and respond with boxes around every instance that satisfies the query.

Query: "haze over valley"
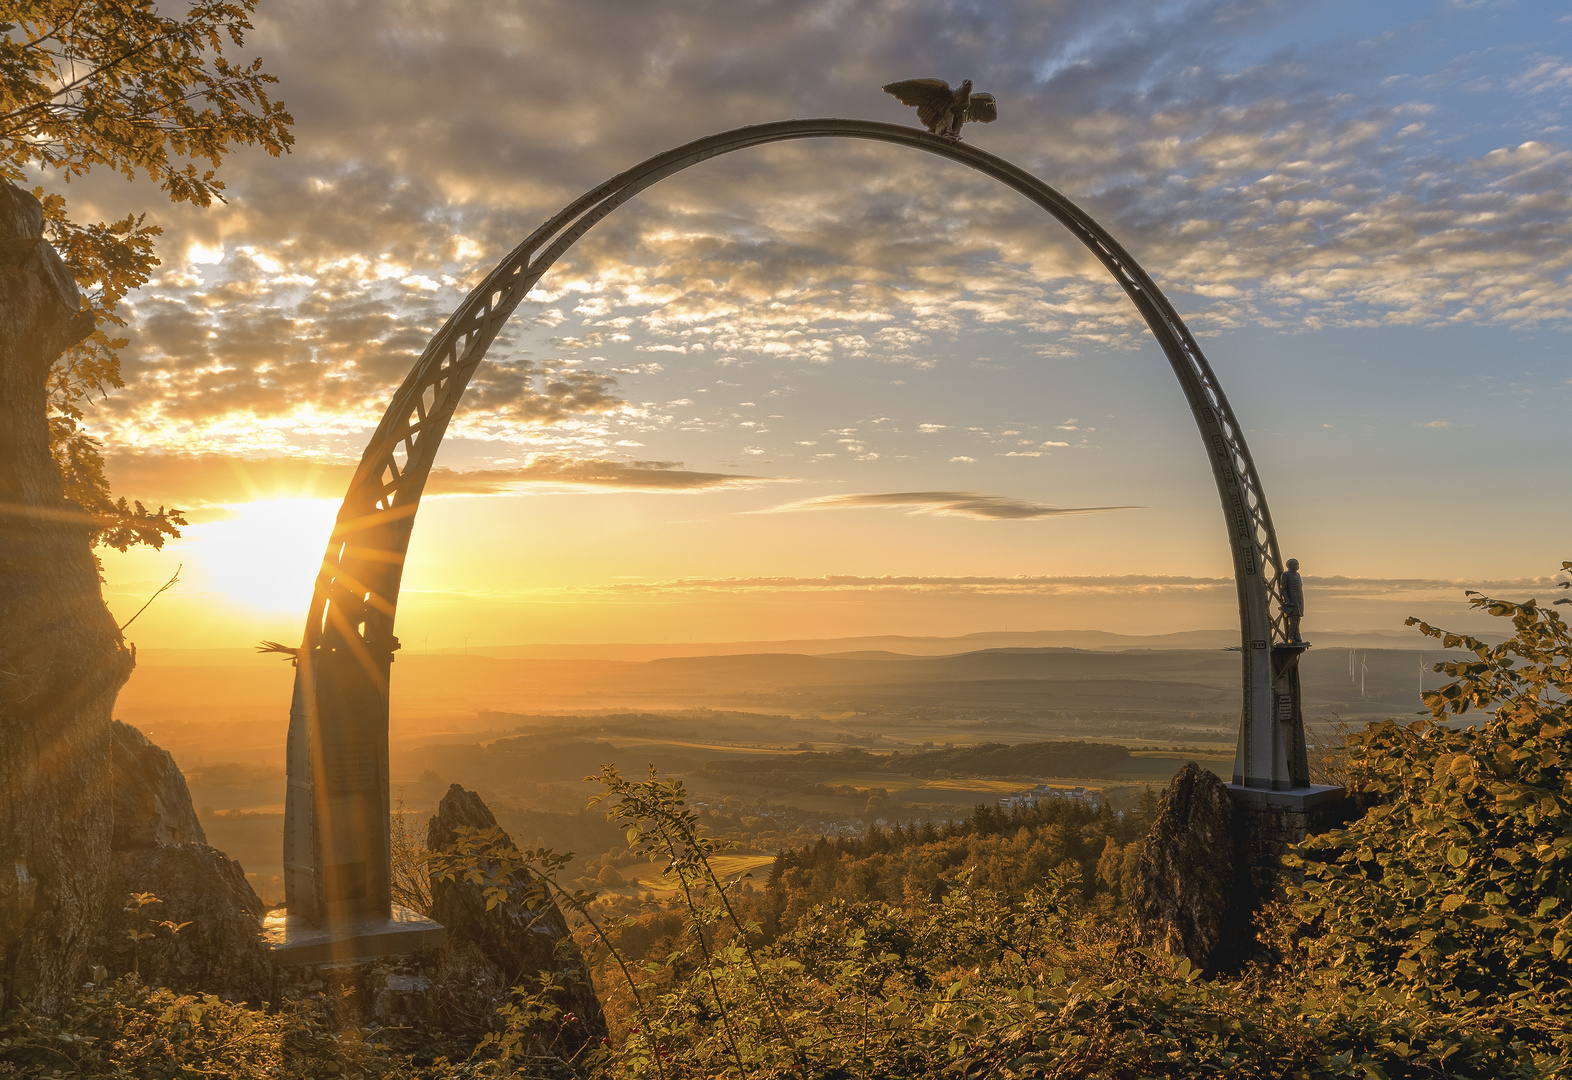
[123,629,1459,903]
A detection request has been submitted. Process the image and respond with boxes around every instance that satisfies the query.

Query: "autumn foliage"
[0,0,293,551]
[4,568,1571,1076]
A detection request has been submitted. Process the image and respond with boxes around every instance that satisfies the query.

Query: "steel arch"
[283,118,1306,926]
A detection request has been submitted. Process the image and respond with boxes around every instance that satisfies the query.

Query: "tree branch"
[117,563,180,631]
[0,20,200,133]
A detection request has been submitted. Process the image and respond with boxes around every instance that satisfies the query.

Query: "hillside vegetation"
[3,574,1570,1077]
[758,794,1149,931]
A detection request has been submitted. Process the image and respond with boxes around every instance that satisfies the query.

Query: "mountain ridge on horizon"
[134,626,1450,666]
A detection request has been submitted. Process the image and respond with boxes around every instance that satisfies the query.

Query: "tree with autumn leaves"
[1,0,293,551]
[0,0,290,1013]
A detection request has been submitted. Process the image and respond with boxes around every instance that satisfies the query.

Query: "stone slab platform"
[1226,783,1346,811]
[263,904,445,965]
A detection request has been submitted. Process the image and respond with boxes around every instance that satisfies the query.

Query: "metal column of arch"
[278,118,1317,932]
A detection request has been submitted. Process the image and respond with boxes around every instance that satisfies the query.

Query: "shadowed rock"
[92,722,270,1000]
[428,785,606,1047]
[0,181,126,1015]
[105,844,271,1000]
[111,721,205,849]
[1134,762,1253,972]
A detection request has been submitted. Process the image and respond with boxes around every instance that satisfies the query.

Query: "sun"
[191,498,342,616]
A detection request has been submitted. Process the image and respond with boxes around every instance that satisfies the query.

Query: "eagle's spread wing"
[883,78,953,107]
[883,78,953,129]
[966,93,998,124]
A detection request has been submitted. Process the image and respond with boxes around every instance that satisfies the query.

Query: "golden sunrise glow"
[84,1,1572,656]
[188,498,341,616]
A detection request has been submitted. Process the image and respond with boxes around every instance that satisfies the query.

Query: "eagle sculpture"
[882,78,997,139]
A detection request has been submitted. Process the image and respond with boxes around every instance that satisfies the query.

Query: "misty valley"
[119,640,1453,906]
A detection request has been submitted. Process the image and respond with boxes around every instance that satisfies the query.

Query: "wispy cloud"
[104,453,769,507]
[547,573,1568,598]
[425,457,767,493]
[761,491,1136,519]
[563,574,1238,597]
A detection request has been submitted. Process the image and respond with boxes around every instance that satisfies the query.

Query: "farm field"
[610,855,777,898]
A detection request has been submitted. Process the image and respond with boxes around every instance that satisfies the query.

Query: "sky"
[67,0,1572,651]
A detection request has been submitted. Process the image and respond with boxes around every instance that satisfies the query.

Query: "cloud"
[56,0,1572,468]
[104,453,767,507]
[424,457,766,493]
[762,491,1136,519]
[458,362,626,426]
[104,453,354,507]
[576,573,1231,596]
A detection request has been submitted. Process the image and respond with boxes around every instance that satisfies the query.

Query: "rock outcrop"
[1134,762,1253,973]
[110,721,205,849]
[92,722,271,1000]
[427,785,607,1049]
[104,844,272,1000]
[0,181,128,1016]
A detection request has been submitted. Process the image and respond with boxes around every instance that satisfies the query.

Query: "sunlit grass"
[615,854,776,896]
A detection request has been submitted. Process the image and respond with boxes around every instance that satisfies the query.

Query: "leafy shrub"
[0,976,446,1079]
[1292,574,1572,1018]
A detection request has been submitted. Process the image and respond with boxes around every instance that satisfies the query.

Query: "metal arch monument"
[272,118,1337,947]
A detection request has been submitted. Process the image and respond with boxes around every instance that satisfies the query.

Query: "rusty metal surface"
[283,118,1303,924]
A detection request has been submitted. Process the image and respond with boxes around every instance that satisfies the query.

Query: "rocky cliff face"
[93,722,271,1001]
[1134,762,1254,973]
[0,181,127,1016]
[104,845,272,999]
[427,785,607,1049]
[110,722,205,849]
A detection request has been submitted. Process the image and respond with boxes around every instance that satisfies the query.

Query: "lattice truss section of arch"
[1172,336,1290,644]
[1080,233,1291,647]
[309,244,552,650]
[308,126,1293,651]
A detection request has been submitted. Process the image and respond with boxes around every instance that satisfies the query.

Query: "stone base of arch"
[1227,783,1351,905]
[262,904,444,966]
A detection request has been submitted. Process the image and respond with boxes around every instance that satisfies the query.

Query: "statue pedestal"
[1225,783,1344,811]
[263,904,444,966]
[1226,783,1349,902]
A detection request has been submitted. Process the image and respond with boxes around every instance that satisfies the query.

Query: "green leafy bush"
[0,975,441,1079]
[1291,571,1572,1018]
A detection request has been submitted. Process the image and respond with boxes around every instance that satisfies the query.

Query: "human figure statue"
[1281,558,1305,643]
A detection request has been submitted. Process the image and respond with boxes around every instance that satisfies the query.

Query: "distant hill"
[119,640,1468,770]
[703,740,1131,779]
[459,626,1450,661]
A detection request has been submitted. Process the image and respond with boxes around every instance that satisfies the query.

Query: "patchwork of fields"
[137,640,1436,903]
